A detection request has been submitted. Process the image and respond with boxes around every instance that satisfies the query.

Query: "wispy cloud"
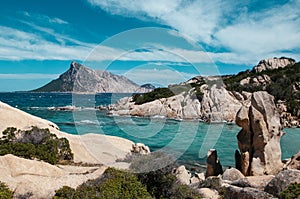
[21,11,68,25]
[0,73,59,79]
[88,0,300,64]
[0,26,94,60]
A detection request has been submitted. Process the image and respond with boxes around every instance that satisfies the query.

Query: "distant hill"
[32,62,152,93]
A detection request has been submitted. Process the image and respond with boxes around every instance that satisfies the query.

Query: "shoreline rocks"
[108,83,246,123]
[205,149,223,178]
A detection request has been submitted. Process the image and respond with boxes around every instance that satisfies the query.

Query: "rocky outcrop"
[109,83,245,122]
[197,188,220,199]
[222,168,244,181]
[131,143,150,155]
[230,175,274,190]
[0,154,107,198]
[206,149,223,178]
[173,165,192,185]
[264,169,300,197]
[285,151,300,170]
[32,62,151,93]
[0,101,135,165]
[277,100,300,128]
[253,57,295,73]
[0,101,153,198]
[235,91,283,176]
[223,185,276,199]
[239,75,271,89]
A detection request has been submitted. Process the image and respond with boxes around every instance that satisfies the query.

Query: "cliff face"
[32,62,151,93]
[253,57,295,73]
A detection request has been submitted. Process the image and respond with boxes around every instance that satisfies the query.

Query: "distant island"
[32,62,153,93]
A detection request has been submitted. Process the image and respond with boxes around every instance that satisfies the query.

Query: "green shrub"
[0,127,73,164]
[0,182,13,199]
[130,153,201,199]
[53,168,152,199]
[132,81,206,105]
[53,186,76,199]
[280,183,300,199]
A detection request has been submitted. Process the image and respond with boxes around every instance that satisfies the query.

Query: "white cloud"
[88,0,226,43]
[0,25,96,61]
[215,0,300,55]
[88,0,300,64]
[0,73,59,79]
[21,11,69,25]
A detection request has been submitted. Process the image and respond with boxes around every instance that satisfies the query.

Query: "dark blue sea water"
[0,92,299,169]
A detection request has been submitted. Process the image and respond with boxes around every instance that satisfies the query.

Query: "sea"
[0,92,299,170]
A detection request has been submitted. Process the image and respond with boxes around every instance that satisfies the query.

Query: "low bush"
[0,126,73,164]
[0,182,13,199]
[280,183,300,199]
[53,168,152,199]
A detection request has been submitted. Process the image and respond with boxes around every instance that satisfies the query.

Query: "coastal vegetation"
[0,182,13,199]
[132,83,205,105]
[223,61,300,116]
[280,183,300,199]
[53,168,152,199]
[0,127,73,164]
[53,153,201,199]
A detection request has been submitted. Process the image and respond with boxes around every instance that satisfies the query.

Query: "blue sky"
[0,0,299,91]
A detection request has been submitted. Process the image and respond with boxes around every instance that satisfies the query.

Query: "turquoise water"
[0,92,299,169]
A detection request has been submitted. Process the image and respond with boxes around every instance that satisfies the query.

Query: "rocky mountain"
[32,62,151,93]
[108,57,299,126]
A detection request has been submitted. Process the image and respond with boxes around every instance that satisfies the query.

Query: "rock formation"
[32,61,151,93]
[222,168,244,181]
[173,165,192,185]
[131,143,151,155]
[0,101,152,198]
[235,91,284,176]
[253,57,295,73]
[264,169,300,197]
[285,150,300,170]
[0,154,107,198]
[205,149,223,178]
[109,83,246,122]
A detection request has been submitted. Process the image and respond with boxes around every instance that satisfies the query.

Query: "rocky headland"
[108,57,300,127]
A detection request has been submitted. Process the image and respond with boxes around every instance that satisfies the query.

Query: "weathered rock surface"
[253,57,295,73]
[0,154,107,199]
[230,175,274,190]
[222,168,244,181]
[131,143,151,155]
[173,165,191,185]
[285,150,300,170]
[109,83,244,122]
[206,149,223,178]
[0,101,151,197]
[235,91,283,176]
[223,185,276,199]
[0,101,135,165]
[265,169,300,197]
[197,188,220,199]
[33,61,151,93]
